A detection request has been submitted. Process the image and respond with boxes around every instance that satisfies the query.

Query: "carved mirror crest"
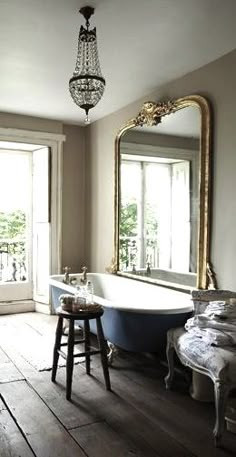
[113,95,212,291]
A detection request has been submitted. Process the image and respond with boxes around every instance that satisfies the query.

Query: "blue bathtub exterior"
[50,284,192,355]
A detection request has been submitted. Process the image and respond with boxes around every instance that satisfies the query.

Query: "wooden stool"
[51,307,111,400]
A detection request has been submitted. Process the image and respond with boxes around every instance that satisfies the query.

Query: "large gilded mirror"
[113,95,212,290]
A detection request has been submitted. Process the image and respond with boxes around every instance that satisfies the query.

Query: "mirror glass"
[114,96,211,290]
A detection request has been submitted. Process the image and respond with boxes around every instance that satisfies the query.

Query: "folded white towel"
[185,314,236,346]
[185,297,236,347]
[205,300,236,317]
[186,326,236,346]
[187,314,236,331]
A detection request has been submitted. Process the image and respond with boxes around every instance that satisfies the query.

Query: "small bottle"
[86,280,94,304]
[75,285,80,302]
[75,285,86,307]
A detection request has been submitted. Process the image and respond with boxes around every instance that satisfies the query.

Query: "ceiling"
[1,0,236,126]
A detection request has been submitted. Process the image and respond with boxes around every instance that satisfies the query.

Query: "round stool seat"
[56,306,104,320]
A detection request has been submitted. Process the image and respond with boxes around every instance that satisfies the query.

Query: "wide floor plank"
[0,346,24,384]
[0,398,34,457]
[0,380,87,457]
[71,421,148,457]
[28,369,103,428]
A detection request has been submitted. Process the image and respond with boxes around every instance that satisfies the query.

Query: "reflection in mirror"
[114,96,211,290]
[120,108,200,287]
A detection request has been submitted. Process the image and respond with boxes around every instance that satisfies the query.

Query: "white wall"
[0,112,62,134]
[62,124,86,272]
[86,49,236,290]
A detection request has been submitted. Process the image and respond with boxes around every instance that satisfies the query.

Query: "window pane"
[171,161,190,272]
[0,152,30,282]
[120,161,141,270]
[145,163,171,269]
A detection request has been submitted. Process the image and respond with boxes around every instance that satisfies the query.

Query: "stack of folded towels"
[185,299,236,346]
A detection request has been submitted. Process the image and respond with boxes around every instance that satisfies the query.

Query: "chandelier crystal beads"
[69,6,105,123]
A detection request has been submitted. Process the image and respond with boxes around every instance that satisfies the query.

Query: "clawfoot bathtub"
[49,273,193,356]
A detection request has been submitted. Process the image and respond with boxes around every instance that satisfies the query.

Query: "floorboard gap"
[68,419,105,431]
[0,392,38,457]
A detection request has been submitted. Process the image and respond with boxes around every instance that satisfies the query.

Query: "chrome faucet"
[80,266,88,285]
[63,266,71,284]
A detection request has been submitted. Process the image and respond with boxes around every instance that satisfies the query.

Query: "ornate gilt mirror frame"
[112,94,212,290]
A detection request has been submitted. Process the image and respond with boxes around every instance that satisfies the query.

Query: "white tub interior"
[49,273,193,315]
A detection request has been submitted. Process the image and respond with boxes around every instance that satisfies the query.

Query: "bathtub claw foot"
[107,341,119,365]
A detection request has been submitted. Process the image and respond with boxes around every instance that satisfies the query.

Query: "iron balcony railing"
[119,236,159,272]
[0,239,27,282]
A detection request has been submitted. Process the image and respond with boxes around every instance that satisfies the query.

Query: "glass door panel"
[0,150,32,301]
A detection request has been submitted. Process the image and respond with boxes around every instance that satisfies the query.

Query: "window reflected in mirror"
[118,104,202,288]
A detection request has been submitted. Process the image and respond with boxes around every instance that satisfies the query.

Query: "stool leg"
[66,318,75,401]
[96,317,111,390]
[84,319,91,375]
[51,316,63,382]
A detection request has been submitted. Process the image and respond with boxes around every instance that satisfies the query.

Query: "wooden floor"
[0,312,235,457]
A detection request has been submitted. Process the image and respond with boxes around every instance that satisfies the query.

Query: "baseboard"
[35,302,51,315]
[0,300,51,315]
[0,300,35,315]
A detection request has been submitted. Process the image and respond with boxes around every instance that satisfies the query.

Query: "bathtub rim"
[49,273,193,315]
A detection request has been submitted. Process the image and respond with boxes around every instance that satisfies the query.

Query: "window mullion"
[140,162,146,269]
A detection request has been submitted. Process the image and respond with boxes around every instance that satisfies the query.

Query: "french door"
[0,149,33,301]
[0,128,64,313]
[0,145,50,304]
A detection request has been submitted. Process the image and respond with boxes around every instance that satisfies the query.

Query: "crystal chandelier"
[69,6,105,124]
